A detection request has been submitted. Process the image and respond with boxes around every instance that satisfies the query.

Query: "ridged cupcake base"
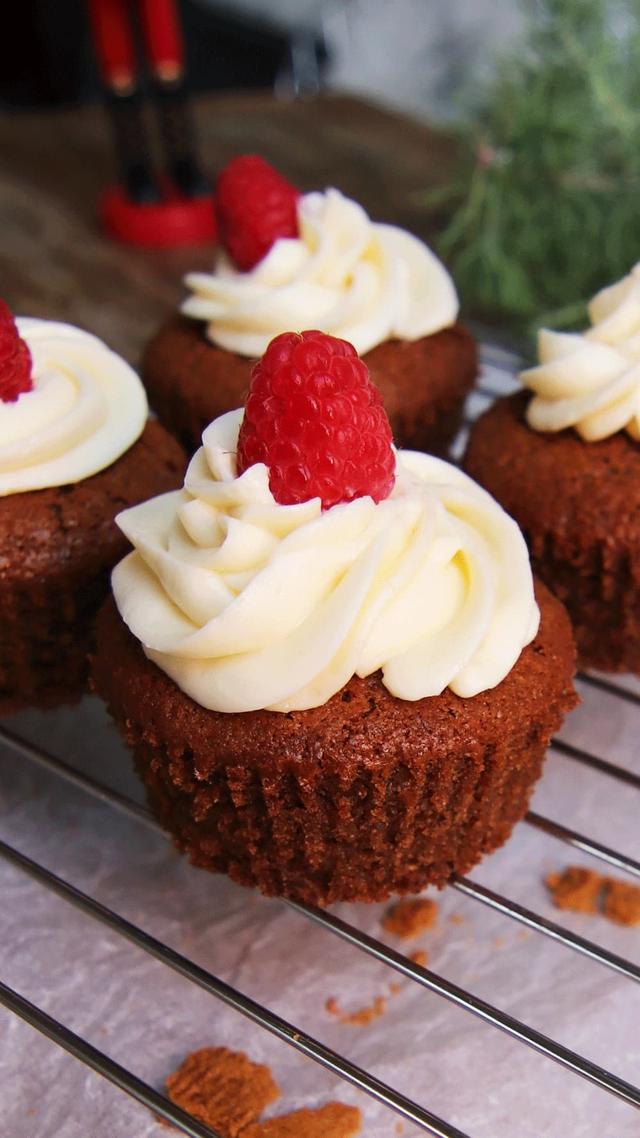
[0,422,184,715]
[134,728,546,902]
[527,532,640,674]
[93,582,577,906]
[0,570,112,714]
[464,393,640,675]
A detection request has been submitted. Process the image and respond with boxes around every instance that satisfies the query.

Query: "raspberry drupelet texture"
[0,300,33,403]
[215,155,299,271]
[236,330,396,510]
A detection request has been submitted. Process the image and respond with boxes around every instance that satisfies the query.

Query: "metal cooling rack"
[1,349,639,1138]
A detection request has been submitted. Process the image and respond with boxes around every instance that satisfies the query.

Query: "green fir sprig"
[436,0,640,333]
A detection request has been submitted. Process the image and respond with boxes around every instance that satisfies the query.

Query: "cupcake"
[0,305,185,713]
[142,155,477,457]
[465,265,640,674]
[94,330,576,906]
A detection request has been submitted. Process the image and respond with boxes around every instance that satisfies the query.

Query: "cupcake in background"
[465,265,640,674]
[95,329,576,906]
[142,155,477,457]
[0,305,185,713]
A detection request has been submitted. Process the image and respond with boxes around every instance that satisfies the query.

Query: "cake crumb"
[382,898,438,939]
[326,994,387,1026]
[517,929,530,942]
[408,949,428,967]
[602,879,640,926]
[164,1047,359,1137]
[545,866,603,913]
[492,936,504,950]
[448,913,464,926]
[242,1102,361,1137]
[395,1124,405,1135]
[165,1047,279,1137]
[545,865,640,926]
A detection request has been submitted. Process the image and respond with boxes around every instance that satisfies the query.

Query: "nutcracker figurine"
[87,0,216,245]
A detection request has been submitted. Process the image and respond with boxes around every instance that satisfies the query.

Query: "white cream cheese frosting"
[181,188,459,358]
[112,409,539,713]
[522,265,640,441]
[0,319,148,496]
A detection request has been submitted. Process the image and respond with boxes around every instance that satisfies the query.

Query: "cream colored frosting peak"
[522,265,640,441]
[0,319,148,496]
[112,409,539,714]
[181,188,459,357]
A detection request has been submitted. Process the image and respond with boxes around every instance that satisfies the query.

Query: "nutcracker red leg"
[86,0,160,203]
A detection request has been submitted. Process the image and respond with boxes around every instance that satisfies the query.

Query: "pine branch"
[435,0,640,331]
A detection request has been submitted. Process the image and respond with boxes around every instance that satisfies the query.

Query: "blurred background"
[2,0,640,334]
[1,1,523,117]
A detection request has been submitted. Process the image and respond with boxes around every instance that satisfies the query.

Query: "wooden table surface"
[0,91,458,365]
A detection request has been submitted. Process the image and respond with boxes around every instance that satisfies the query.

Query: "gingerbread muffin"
[0,307,185,713]
[94,331,576,906]
[465,266,640,673]
[142,156,477,456]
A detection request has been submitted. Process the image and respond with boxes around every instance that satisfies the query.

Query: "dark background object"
[0,0,327,109]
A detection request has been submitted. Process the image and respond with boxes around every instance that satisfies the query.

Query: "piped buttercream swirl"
[522,265,640,441]
[181,188,459,357]
[112,409,539,713]
[0,319,148,496]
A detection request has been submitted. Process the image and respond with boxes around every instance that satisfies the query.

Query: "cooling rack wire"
[1,345,639,1138]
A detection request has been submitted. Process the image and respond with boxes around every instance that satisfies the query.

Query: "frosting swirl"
[182,188,459,357]
[522,265,640,441]
[112,410,539,713]
[0,319,148,496]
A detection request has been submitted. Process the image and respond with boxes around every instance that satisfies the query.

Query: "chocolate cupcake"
[142,157,477,456]
[0,307,185,713]
[94,331,576,905]
[465,267,640,674]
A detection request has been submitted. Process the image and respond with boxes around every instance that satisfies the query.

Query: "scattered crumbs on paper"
[326,994,387,1026]
[545,865,640,926]
[602,879,640,926]
[448,913,464,926]
[326,955,429,1024]
[517,929,530,942]
[164,1047,361,1137]
[492,936,505,950]
[382,897,438,939]
[395,1123,405,1135]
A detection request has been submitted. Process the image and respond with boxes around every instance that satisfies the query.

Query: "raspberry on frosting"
[215,155,299,271]
[236,330,396,510]
[0,301,33,403]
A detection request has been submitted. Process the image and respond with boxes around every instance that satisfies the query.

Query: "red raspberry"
[216,154,299,271]
[237,331,396,510]
[0,300,33,403]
